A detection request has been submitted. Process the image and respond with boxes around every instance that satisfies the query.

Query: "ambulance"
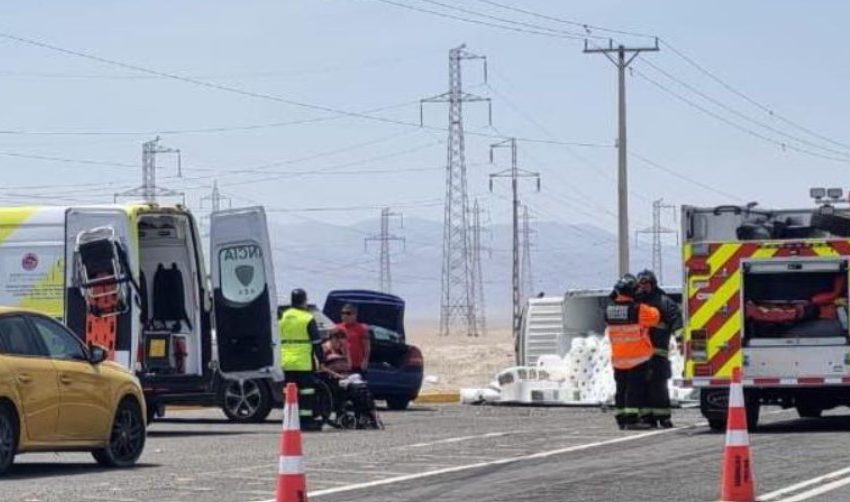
[0,204,281,423]
[681,189,850,430]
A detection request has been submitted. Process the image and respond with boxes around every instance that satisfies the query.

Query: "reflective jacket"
[604,296,660,370]
[280,308,315,371]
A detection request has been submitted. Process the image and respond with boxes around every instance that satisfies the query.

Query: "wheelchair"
[314,374,383,430]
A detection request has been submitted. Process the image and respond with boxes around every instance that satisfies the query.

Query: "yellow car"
[0,308,146,475]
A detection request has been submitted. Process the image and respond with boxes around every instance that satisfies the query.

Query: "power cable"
[659,39,850,153]
[0,30,607,148]
[373,0,579,40]
[471,0,655,40]
[628,150,745,202]
[639,59,850,159]
[633,68,850,165]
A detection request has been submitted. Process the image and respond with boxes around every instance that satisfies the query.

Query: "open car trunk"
[323,290,408,367]
[742,257,850,377]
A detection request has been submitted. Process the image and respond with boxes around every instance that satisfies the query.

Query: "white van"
[0,203,281,423]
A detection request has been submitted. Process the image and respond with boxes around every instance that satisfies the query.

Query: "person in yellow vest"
[604,274,661,430]
[280,288,324,431]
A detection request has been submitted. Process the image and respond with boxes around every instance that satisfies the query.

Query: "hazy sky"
[0,0,848,244]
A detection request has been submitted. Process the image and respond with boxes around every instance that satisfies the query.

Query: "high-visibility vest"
[604,300,659,370]
[279,308,314,371]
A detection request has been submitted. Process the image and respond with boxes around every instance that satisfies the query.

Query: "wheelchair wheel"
[313,379,335,427]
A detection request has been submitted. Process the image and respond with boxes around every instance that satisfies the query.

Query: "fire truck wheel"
[708,419,726,432]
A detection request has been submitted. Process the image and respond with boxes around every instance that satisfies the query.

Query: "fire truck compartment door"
[745,344,848,378]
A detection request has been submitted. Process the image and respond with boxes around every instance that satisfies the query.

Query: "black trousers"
[645,355,672,419]
[614,362,649,423]
[284,370,317,429]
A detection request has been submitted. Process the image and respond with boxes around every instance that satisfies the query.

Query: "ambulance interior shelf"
[136,214,202,377]
[742,260,849,342]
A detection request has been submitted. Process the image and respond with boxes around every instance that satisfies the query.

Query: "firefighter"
[636,269,683,428]
[605,274,661,430]
[280,288,324,431]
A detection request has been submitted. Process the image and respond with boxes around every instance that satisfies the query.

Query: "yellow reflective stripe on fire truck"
[687,243,742,299]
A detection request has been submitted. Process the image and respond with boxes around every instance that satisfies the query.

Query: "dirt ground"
[406,320,515,391]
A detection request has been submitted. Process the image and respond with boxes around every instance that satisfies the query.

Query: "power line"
[374,0,579,40]
[0,30,607,149]
[633,67,850,165]
[627,150,745,202]
[659,39,850,153]
[410,0,587,39]
[639,59,850,159]
[472,0,656,40]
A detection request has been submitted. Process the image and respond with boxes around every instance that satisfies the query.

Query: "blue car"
[323,290,424,410]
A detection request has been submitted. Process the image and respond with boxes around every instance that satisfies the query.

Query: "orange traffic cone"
[276,383,307,502]
[720,367,755,502]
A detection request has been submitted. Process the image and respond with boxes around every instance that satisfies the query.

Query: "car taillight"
[403,347,423,369]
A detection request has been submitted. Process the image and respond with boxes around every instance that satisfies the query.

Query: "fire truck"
[681,188,850,430]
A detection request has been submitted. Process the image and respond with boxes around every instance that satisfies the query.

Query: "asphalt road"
[4,403,850,501]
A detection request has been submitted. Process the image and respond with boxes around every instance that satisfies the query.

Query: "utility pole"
[199,181,232,238]
[489,138,540,343]
[635,198,677,284]
[200,181,231,214]
[471,199,491,337]
[422,44,492,337]
[365,208,404,294]
[584,38,659,277]
[115,136,183,203]
[520,204,534,300]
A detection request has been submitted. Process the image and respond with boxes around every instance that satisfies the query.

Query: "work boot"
[658,417,674,429]
[640,415,658,429]
[615,415,626,430]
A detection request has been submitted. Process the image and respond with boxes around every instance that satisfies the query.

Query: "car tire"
[0,403,18,476]
[386,397,410,411]
[221,379,272,423]
[93,398,146,468]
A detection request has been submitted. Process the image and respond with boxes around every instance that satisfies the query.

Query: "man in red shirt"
[333,304,371,374]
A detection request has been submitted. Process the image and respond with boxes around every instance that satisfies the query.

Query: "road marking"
[758,465,850,501]
[406,431,507,448]
[770,474,850,502]
[248,426,685,501]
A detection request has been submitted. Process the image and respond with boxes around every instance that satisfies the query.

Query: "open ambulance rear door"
[64,207,138,369]
[210,207,280,380]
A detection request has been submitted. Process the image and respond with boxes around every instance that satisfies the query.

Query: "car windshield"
[369,325,402,343]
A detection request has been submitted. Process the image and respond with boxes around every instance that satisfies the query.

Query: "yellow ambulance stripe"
[0,207,37,244]
[19,258,65,317]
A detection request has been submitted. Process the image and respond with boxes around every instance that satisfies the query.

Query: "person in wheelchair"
[319,330,382,430]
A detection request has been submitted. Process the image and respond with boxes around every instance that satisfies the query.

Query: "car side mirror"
[88,344,108,364]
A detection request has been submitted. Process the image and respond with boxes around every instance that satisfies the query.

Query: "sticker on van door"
[219,244,266,304]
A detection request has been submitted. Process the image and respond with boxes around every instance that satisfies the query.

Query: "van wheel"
[0,403,18,476]
[222,379,272,423]
[386,398,410,411]
[93,398,146,468]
